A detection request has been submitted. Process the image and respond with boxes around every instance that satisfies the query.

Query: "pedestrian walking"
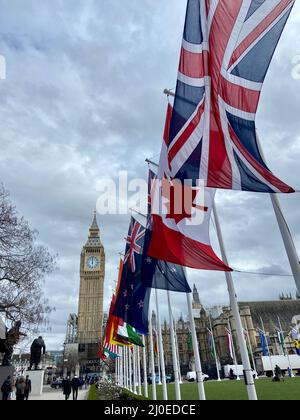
[24,375,32,400]
[62,377,71,400]
[1,376,12,401]
[71,375,80,400]
[16,377,26,400]
[10,375,16,400]
[84,375,89,389]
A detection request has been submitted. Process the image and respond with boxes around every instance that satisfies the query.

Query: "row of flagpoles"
[99,0,299,402]
[111,310,300,397]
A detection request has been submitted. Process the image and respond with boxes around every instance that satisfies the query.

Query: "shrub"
[88,382,149,401]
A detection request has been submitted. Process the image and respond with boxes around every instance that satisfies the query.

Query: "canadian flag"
[148,104,231,272]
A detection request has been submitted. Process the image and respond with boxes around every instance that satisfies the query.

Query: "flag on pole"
[291,328,300,356]
[141,170,192,292]
[145,256,192,293]
[166,0,294,193]
[99,297,121,360]
[243,328,252,358]
[117,321,144,347]
[225,327,234,359]
[187,331,193,353]
[148,104,232,271]
[276,328,285,354]
[109,262,135,347]
[258,328,269,356]
[100,342,120,360]
[207,328,216,360]
[113,217,151,334]
[153,329,158,355]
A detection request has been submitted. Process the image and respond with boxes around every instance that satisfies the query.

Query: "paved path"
[30,385,89,400]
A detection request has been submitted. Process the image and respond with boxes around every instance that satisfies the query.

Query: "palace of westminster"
[60,214,300,376]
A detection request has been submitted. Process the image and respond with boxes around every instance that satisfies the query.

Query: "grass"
[88,385,99,400]
[146,377,300,400]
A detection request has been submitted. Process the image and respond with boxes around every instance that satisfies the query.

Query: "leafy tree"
[0,184,56,334]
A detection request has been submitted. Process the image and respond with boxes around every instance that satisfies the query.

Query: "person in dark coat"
[29,336,46,370]
[1,376,12,400]
[62,377,72,400]
[71,375,80,400]
[273,364,283,382]
[24,375,32,400]
[16,376,26,400]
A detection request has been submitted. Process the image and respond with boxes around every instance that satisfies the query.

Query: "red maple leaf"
[161,177,208,224]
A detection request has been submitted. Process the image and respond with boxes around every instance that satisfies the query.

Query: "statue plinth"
[25,370,44,396]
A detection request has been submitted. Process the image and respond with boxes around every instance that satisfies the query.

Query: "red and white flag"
[148,104,231,271]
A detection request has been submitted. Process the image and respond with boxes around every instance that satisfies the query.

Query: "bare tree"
[0,184,56,333]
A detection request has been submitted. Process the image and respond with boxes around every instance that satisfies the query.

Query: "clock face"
[86,256,100,269]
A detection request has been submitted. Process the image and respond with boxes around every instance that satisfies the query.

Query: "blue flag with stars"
[142,228,191,293]
[113,217,151,335]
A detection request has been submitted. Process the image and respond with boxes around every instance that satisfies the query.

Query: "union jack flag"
[168,0,295,193]
[124,218,146,272]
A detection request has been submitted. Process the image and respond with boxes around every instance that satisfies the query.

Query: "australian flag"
[113,217,151,335]
[142,227,191,293]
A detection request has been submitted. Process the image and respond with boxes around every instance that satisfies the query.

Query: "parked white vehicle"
[259,355,300,373]
[186,371,209,382]
[224,364,257,379]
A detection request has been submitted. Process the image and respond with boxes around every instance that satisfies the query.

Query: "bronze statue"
[0,321,24,366]
[29,336,46,370]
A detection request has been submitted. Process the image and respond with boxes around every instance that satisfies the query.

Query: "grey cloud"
[0,1,299,350]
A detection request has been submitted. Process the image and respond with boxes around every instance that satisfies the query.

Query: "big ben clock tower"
[77,211,105,357]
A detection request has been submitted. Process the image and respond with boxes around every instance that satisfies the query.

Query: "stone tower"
[192,284,202,310]
[77,212,105,347]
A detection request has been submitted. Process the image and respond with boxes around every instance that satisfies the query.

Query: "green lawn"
[147,378,300,400]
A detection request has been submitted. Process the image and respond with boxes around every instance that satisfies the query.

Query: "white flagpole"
[247,332,258,379]
[278,316,294,377]
[127,346,131,389]
[120,347,124,388]
[213,204,257,400]
[126,347,130,389]
[227,320,240,381]
[155,322,162,385]
[174,319,183,383]
[129,347,133,392]
[123,346,127,389]
[133,346,137,394]
[209,316,221,381]
[123,346,126,388]
[116,355,119,386]
[260,317,274,377]
[242,321,258,379]
[142,335,149,398]
[186,291,206,400]
[149,311,157,400]
[167,290,181,400]
[155,288,168,400]
[256,132,300,295]
[137,345,142,395]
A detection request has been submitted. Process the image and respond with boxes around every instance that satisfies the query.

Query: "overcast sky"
[0,1,300,351]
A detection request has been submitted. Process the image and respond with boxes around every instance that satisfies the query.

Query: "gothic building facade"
[151,285,300,377]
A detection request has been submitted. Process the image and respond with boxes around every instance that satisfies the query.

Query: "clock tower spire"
[77,211,105,362]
